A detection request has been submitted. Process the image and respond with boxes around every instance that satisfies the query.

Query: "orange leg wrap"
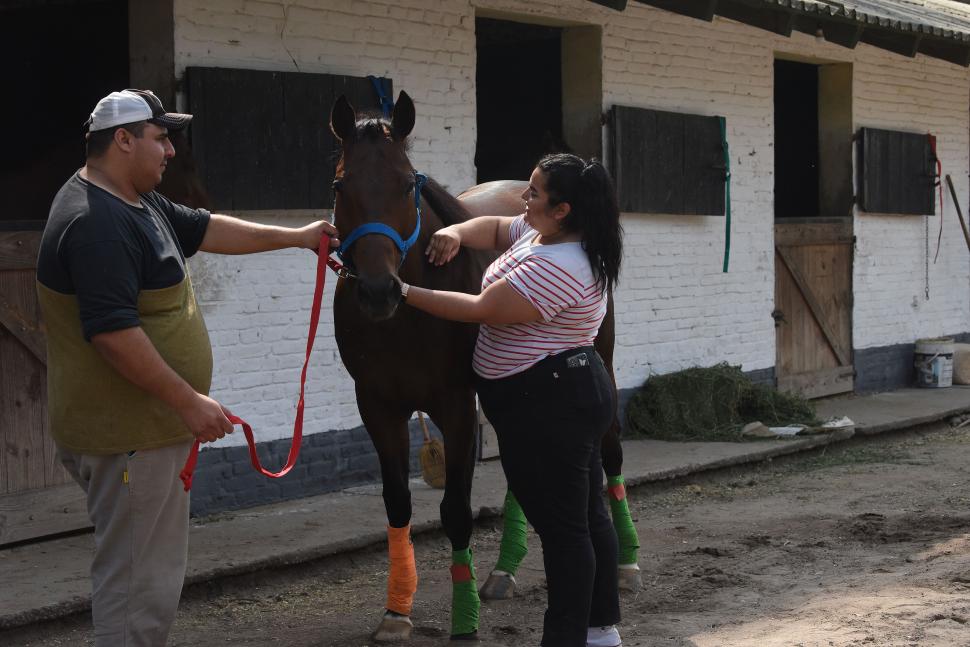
[386,524,418,616]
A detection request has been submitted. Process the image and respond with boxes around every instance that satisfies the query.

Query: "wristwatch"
[400,282,410,301]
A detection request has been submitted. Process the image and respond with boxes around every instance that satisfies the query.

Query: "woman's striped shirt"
[473,215,607,379]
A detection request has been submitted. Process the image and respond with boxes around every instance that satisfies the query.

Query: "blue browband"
[336,172,428,271]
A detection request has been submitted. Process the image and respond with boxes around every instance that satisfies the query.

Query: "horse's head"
[330,91,419,321]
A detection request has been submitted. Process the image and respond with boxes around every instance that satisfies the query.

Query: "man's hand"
[298,220,340,251]
[178,392,235,443]
[426,226,462,266]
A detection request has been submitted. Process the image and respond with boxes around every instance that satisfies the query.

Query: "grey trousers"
[58,440,193,647]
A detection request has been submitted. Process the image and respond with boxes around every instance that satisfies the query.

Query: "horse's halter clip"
[333,171,428,277]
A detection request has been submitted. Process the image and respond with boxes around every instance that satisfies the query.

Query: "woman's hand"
[426,226,462,266]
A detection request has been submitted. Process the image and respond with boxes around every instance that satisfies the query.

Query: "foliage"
[625,363,818,442]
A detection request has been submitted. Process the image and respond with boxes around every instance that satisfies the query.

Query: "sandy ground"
[4,421,970,647]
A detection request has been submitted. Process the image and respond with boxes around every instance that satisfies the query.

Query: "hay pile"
[625,363,818,442]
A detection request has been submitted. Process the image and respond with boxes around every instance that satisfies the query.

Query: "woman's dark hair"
[536,153,623,293]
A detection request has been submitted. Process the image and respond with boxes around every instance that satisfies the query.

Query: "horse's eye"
[332,179,343,193]
[406,182,416,196]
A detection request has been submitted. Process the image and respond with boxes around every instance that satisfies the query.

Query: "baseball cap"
[86,89,192,132]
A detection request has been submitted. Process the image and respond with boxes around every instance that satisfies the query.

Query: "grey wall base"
[190,365,776,518]
[190,421,431,517]
[853,332,970,393]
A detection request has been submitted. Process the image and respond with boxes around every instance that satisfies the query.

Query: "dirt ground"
[5,421,970,647]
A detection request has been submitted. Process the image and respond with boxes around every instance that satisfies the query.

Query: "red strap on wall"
[180,235,335,491]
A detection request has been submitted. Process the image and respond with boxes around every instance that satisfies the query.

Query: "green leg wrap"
[494,490,529,575]
[607,475,640,566]
[451,547,480,636]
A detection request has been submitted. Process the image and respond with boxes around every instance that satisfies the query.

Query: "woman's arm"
[402,278,541,325]
[425,216,517,266]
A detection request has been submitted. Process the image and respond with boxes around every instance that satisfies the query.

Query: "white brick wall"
[174,0,970,448]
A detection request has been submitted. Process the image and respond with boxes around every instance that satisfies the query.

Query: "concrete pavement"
[1,386,968,630]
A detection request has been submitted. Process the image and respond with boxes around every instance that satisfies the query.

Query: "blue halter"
[335,172,428,272]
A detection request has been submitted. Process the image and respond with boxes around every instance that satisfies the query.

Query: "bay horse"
[329,91,642,641]
[329,92,487,641]
[457,183,642,599]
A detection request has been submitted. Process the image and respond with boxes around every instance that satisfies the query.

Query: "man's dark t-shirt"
[36,172,215,454]
[37,172,210,340]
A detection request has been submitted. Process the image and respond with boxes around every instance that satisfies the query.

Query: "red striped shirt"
[473,215,606,379]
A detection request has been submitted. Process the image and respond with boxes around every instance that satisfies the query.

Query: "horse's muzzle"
[356,274,403,321]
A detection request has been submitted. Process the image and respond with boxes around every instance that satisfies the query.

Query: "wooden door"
[0,230,88,545]
[774,221,854,399]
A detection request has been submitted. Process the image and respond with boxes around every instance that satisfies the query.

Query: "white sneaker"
[587,625,622,647]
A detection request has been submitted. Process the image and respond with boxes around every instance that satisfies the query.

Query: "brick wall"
[173,0,969,464]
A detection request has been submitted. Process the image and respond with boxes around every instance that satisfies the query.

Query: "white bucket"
[914,337,954,388]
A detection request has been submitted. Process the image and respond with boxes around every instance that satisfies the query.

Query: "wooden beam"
[633,0,717,21]
[774,221,853,247]
[775,246,851,367]
[860,28,923,59]
[919,38,970,67]
[0,482,89,546]
[777,366,854,400]
[718,0,795,37]
[128,0,176,108]
[0,232,41,271]
[822,20,864,49]
[0,294,46,366]
[587,0,627,9]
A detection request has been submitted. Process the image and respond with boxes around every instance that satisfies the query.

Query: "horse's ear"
[390,91,415,141]
[330,95,356,144]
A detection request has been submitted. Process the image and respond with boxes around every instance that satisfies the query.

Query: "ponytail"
[536,154,623,293]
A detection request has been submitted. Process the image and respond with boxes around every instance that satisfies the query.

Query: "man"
[36,89,338,645]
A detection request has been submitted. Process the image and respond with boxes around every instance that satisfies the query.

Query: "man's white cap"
[86,89,192,132]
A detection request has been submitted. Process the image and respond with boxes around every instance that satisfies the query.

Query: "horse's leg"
[596,294,642,592]
[358,389,418,642]
[429,393,481,640]
[601,415,642,592]
[479,489,528,600]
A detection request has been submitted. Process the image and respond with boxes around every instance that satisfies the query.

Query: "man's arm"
[91,326,233,443]
[199,214,339,255]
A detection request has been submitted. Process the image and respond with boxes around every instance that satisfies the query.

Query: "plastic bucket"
[914,337,954,388]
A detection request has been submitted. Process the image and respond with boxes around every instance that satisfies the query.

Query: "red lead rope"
[180,234,343,491]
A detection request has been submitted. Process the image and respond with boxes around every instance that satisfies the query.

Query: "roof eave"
[622,0,970,67]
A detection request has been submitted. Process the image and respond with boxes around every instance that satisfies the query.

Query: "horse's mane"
[352,116,475,227]
[420,177,474,226]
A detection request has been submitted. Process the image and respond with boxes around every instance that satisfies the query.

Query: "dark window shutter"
[610,105,725,215]
[186,67,391,211]
[857,127,935,215]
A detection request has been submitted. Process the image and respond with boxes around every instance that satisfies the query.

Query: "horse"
[328,91,642,640]
[457,183,642,599]
[329,91,488,642]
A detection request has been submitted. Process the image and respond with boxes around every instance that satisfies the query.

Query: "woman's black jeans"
[476,346,620,647]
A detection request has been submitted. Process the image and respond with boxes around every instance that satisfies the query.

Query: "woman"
[402,153,624,647]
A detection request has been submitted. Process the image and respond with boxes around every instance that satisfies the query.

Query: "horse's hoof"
[373,611,413,642]
[617,564,642,593]
[451,630,479,641]
[479,571,516,600]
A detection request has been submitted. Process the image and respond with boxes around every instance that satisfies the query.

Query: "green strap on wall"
[719,116,732,273]
[495,490,529,574]
[451,547,480,636]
